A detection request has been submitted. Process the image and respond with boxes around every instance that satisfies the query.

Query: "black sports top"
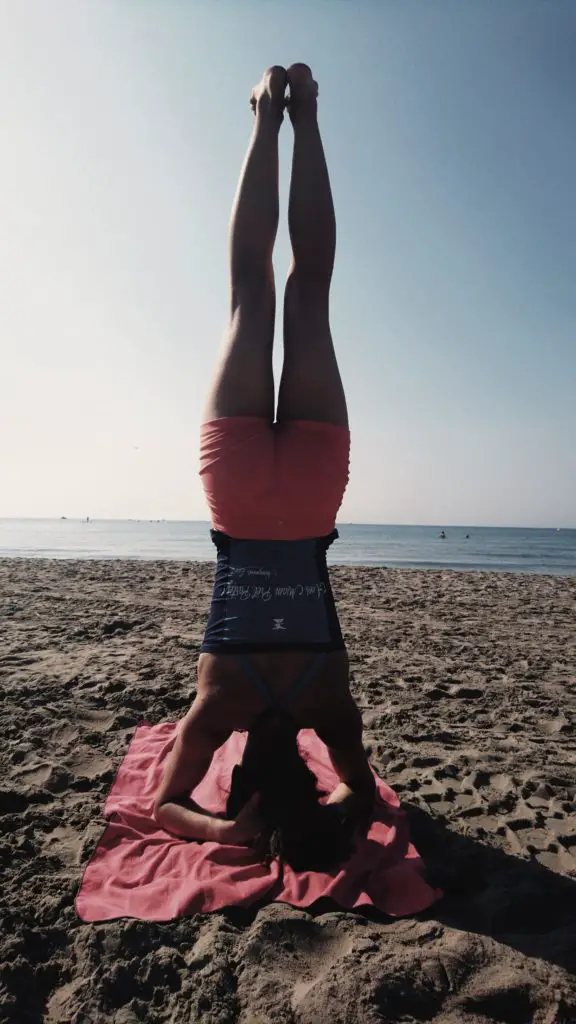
[200,530,345,653]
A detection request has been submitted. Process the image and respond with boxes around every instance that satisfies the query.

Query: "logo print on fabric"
[272,618,287,631]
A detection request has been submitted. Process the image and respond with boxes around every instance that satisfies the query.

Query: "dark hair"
[226,710,356,872]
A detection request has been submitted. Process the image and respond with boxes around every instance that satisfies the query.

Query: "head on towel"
[226,709,355,871]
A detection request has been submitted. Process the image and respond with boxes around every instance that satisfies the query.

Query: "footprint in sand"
[289,932,354,1010]
[537,717,571,735]
[77,709,114,733]
[43,825,84,867]
[15,763,54,786]
[59,725,80,745]
[447,685,484,699]
[411,755,443,769]
[45,978,90,1023]
[462,769,493,790]
[490,773,514,793]
[236,912,354,1011]
[68,751,112,779]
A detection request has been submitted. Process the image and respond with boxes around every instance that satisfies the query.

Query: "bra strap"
[285,653,327,706]
[235,655,273,707]
[236,653,327,710]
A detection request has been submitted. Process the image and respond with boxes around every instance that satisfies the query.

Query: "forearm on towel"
[154,797,234,843]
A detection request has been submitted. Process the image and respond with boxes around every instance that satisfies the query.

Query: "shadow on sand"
[383,803,575,974]
[222,803,576,975]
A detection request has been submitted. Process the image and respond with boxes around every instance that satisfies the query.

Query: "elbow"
[152,797,168,827]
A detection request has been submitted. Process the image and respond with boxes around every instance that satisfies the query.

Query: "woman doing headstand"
[154,65,375,871]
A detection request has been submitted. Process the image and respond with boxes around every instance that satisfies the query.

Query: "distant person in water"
[438,530,446,539]
[153,66,375,872]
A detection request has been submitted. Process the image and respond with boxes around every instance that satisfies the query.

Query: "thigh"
[203,285,275,422]
[277,280,348,427]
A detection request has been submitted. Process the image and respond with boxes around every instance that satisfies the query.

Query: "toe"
[265,65,288,94]
[287,63,314,85]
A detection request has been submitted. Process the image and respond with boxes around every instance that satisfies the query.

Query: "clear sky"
[1,0,575,527]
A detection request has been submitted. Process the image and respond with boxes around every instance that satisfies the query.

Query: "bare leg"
[203,67,287,422]
[276,64,348,427]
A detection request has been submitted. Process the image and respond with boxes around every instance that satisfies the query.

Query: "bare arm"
[153,710,233,841]
[153,702,261,845]
[314,698,376,828]
[325,741,376,826]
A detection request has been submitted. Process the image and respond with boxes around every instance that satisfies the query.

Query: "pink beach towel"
[76,724,441,922]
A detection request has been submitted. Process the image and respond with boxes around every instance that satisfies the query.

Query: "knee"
[284,270,330,316]
[231,274,274,312]
[286,265,331,298]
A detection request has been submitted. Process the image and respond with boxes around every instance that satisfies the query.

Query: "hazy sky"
[1,1,575,526]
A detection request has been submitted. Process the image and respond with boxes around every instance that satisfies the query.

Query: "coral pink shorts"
[199,417,350,540]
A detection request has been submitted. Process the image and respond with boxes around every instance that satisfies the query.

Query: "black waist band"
[200,530,345,653]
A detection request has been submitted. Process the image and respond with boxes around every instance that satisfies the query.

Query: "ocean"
[0,519,574,574]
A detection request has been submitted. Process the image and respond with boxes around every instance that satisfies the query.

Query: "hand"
[327,782,356,811]
[226,793,262,846]
[327,781,375,836]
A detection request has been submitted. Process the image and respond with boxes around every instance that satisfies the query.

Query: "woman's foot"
[286,63,319,124]
[250,66,287,122]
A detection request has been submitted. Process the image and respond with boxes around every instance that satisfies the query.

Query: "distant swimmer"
[438,530,446,539]
[465,533,470,539]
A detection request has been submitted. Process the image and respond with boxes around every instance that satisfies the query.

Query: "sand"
[0,558,575,1024]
